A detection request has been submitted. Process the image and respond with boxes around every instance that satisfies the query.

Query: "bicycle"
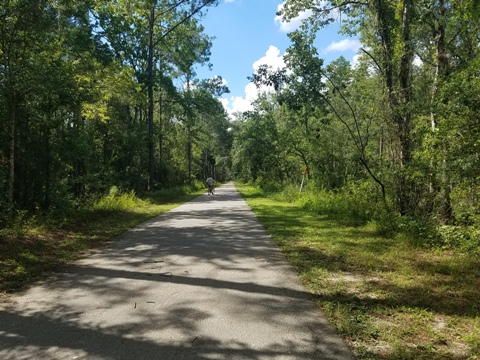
[208,185,215,195]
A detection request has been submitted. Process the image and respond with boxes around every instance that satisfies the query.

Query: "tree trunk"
[44,126,51,209]
[147,7,155,191]
[187,133,192,180]
[430,0,448,132]
[396,0,415,215]
[374,0,414,214]
[430,0,452,222]
[204,148,207,179]
[158,91,163,166]
[8,93,16,212]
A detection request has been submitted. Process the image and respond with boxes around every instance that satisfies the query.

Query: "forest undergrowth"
[237,182,480,360]
[0,183,205,294]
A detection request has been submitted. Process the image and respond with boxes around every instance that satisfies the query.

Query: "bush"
[257,180,480,255]
[93,187,147,211]
[437,225,480,257]
[397,216,441,247]
[281,184,302,203]
[149,181,204,203]
[255,176,281,193]
[295,180,382,225]
[370,206,400,237]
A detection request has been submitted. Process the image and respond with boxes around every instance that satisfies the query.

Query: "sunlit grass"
[236,183,480,360]
[0,187,205,294]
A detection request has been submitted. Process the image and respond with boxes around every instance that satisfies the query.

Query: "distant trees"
[233,0,480,227]
[0,0,230,225]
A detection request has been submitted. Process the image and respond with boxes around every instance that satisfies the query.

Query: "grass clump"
[93,186,147,211]
[236,182,480,360]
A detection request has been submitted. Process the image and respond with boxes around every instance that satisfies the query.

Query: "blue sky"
[195,0,361,115]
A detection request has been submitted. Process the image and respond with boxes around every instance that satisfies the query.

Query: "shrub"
[437,225,480,257]
[370,206,400,237]
[94,187,147,211]
[281,184,302,203]
[255,176,281,193]
[149,181,204,203]
[295,180,382,225]
[397,216,441,247]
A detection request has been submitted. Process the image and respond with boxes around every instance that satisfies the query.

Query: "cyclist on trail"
[206,176,215,195]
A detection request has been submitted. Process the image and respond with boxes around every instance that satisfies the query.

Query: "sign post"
[299,167,307,194]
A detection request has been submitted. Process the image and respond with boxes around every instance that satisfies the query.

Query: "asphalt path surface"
[0,182,355,360]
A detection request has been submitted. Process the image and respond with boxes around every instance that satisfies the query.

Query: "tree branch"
[360,47,383,75]
[154,0,215,47]
[320,74,386,198]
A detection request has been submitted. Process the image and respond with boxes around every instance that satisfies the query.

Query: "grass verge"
[236,183,480,360]
[0,186,205,294]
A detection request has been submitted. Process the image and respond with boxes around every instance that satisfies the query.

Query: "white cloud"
[252,45,286,71]
[325,39,361,53]
[231,96,254,113]
[222,46,287,117]
[352,54,361,69]
[219,97,230,109]
[274,2,313,33]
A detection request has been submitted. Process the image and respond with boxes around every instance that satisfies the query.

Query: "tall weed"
[369,205,400,237]
[93,186,147,211]
[396,216,440,247]
[294,180,381,225]
[277,184,301,203]
[4,210,29,236]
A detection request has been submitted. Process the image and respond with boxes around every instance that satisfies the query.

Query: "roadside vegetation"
[0,1,230,295]
[0,184,205,294]
[229,4,480,357]
[237,183,480,360]
[1,2,479,357]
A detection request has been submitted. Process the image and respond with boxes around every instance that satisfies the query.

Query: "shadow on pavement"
[0,183,355,360]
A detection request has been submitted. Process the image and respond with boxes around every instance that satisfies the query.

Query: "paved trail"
[0,182,355,360]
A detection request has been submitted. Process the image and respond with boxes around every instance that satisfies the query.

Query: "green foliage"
[0,0,231,231]
[279,184,302,203]
[396,216,441,248]
[93,187,147,211]
[231,106,283,184]
[233,0,480,254]
[0,185,204,293]
[269,180,480,255]
[296,180,382,225]
[255,177,282,193]
[6,210,29,237]
[437,226,480,257]
[149,180,205,202]
[237,183,480,360]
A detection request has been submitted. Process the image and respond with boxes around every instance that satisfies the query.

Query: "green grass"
[0,186,205,294]
[236,183,480,360]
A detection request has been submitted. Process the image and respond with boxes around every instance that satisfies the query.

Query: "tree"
[269,0,479,223]
[0,0,229,228]
[93,0,219,190]
[249,31,386,196]
[231,105,281,185]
